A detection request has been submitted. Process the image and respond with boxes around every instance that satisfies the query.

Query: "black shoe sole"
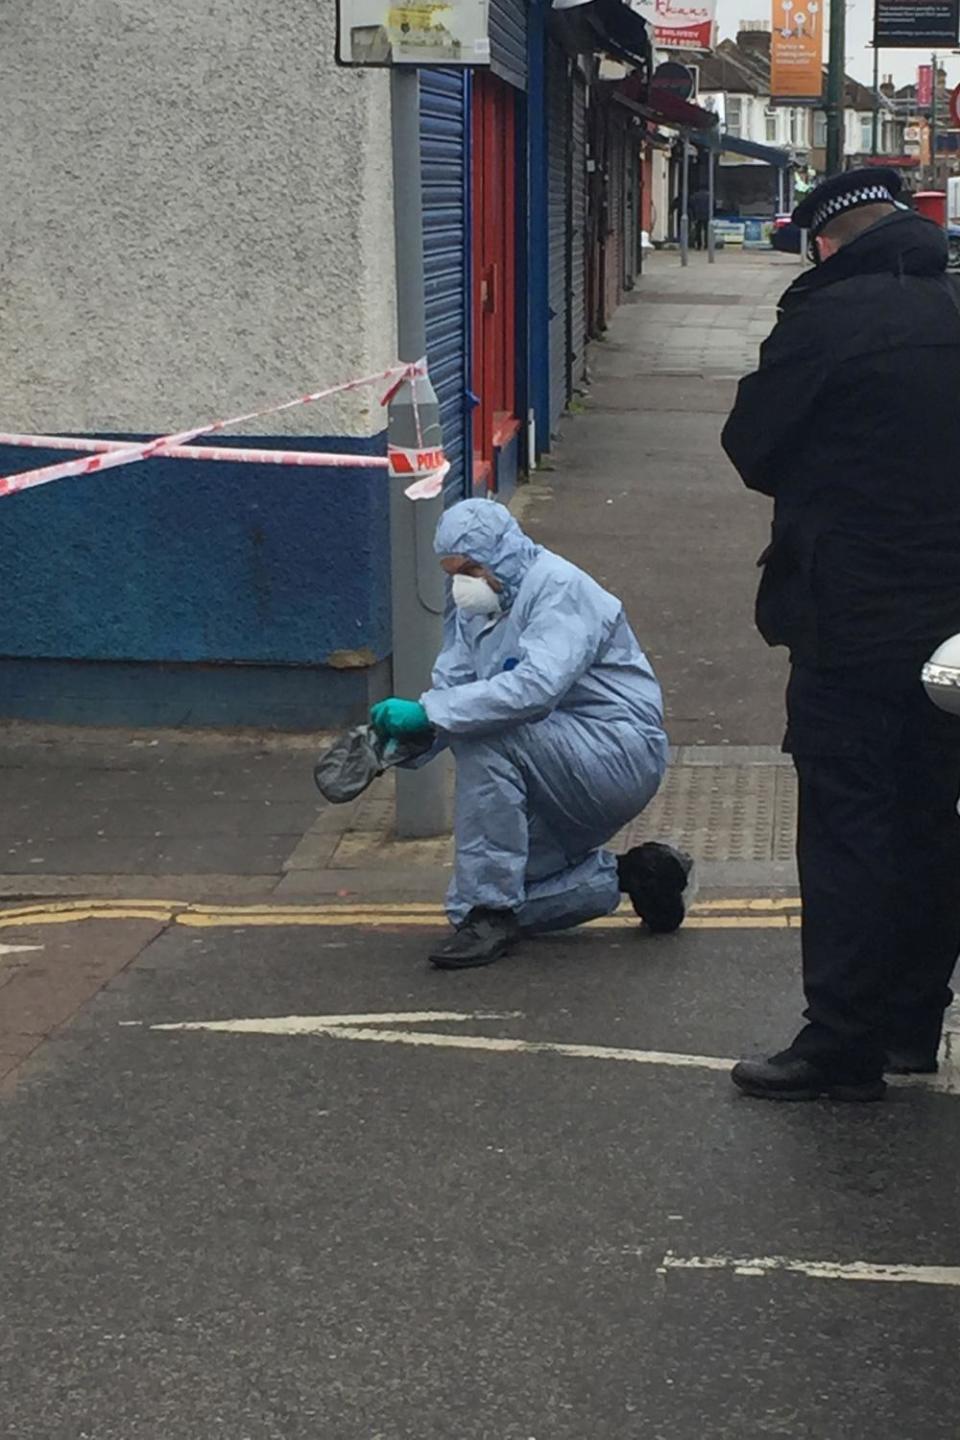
[623,845,694,934]
[429,938,515,970]
[731,1067,886,1103]
[430,950,507,971]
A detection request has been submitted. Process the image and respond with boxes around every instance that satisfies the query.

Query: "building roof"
[680,30,892,112]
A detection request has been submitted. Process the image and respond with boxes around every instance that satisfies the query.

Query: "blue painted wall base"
[0,430,393,728]
[0,432,390,665]
[0,656,392,731]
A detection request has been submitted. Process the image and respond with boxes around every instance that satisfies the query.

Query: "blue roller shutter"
[490,0,528,90]
[547,42,569,434]
[570,73,588,387]
[419,68,469,504]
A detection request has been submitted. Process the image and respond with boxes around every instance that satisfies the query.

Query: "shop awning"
[612,69,719,132]
[693,131,793,168]
[551,0,651,70]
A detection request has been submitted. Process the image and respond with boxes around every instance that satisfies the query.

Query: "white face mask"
[452,573,502,617]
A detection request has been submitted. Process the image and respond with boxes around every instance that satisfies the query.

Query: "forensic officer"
[723,168,960,1100]
[371,500,693,969]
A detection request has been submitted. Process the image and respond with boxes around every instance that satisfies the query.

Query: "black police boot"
[884,1016,943,1074]
[617,842,694,934]
[731,1049,886,1102]
[885,1048,940,1076]
[429,908,519,970]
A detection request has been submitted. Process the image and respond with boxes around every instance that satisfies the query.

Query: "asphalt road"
[2,913,959,1438]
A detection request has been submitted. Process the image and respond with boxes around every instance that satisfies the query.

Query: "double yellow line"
[0,896,802,931]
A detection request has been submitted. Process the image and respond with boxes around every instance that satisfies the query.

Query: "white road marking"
[134,1010,960,1094]
[0,942,42,956]
[659,1251,960,1288]
[145,1010,522,1033]
[142,1011,736,1070]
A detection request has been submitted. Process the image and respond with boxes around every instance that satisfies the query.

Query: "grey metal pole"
[680,135,690,266]
[389,66,448,839]
[707,146,716,263]
[930,52,938,189]
[871,44,880,156]
[825,0,846,175]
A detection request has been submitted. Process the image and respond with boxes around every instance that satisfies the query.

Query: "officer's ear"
[815,233,840,263]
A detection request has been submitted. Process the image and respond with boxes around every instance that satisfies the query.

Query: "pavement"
[2,250,960,1438]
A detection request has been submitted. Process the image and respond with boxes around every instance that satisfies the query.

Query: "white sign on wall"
[630,0,717,51]
[336,0,492,66]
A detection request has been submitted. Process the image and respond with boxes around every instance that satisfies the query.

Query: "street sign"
[336,0,492,66]
[950,83,960,128]
[650,60,696,100]
[631,0,717,51]
[874,0,960,49]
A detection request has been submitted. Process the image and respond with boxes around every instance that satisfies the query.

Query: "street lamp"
[825,0,847,173]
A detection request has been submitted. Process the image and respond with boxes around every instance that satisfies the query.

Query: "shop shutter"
[489,0,528,90]
[570,72,588,388]
[605,118,625,322]
[547,42,569,434]
[419,68,469,503]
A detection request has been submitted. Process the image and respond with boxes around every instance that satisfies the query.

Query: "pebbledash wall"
[0,0,397,728]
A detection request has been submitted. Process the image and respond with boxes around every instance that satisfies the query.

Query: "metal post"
[777,167,785,214]
[871,44,880,156]
[388,67,448,838]
[825,0,846,175]
[707,146,716,263]
[930,52,938,188]
[680,134,690,266]
[800,226,809,266]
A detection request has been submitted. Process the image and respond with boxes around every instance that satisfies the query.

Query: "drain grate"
[616,764,798,863]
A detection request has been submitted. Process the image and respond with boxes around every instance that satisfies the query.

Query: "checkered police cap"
[792,166,903,238]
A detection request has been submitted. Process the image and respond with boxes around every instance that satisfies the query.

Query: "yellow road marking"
[0,898,801,932]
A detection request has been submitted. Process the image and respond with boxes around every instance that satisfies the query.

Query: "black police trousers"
[785,663,960,1078]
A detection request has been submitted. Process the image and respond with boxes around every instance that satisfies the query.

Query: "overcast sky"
[715,0,960,90]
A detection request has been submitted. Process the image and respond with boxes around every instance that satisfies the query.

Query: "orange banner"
[770,0,823,101]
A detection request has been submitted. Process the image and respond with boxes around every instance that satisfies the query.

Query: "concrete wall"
[0,0,398,726]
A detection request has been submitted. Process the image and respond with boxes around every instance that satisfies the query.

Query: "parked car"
[771,215,960,268]
[948,225,960,270]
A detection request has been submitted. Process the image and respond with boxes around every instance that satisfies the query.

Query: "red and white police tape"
[0,432,390,471]
[0,360,448,502]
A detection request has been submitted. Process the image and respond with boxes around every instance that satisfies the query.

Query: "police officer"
[722,168,960,1100]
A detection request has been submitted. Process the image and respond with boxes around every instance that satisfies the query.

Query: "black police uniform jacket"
[722,211,960,670]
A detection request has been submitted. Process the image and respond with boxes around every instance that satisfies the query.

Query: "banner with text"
[771,0,823,101]
[874,0,959,47]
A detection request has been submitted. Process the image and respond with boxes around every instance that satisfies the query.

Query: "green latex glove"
[370,697,432,740]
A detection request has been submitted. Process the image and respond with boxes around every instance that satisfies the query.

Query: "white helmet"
[922,633,960,715]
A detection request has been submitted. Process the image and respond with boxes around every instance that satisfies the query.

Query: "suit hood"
[434,500,541,606]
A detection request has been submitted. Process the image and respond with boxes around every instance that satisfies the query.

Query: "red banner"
[918,63,934,108]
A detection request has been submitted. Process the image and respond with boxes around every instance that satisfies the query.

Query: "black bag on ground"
[313,724,434,804]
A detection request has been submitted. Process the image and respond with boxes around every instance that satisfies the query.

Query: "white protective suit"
[421,501,668,932]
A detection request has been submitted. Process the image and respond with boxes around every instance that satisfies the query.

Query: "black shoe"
[885,1048,940,1076]
[429,908,519,970]
[617,842,694,934]
[731,1050,886,1102]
